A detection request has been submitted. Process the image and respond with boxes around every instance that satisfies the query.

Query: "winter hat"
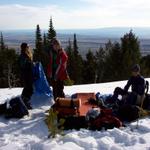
[131,64,140,72]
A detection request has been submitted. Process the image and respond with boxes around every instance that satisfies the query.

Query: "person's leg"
[111,87,127,104]
[125,92,137,105]
[21,82,33,109]
[51,80,57,100]
[56,80,65,98]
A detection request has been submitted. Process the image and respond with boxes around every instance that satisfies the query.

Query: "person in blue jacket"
[112,64,145,106]
[19,43,33,109]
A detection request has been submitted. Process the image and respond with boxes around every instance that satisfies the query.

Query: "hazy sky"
[0,0,150,29]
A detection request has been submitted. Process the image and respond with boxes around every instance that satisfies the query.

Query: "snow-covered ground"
[0,79,150,150]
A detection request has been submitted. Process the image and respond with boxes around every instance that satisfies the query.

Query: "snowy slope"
[0,79,150,150]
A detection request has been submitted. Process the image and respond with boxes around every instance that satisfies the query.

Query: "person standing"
[47,38,69,100]
[19,43,33,109]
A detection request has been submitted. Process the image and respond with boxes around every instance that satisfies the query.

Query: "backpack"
[117,104,140,122]
[5,97,29,118]
[89,108,122,130]
[62,116,88,130]
[143,93,150,109]
[0,103,6,115]
[52,97,81,117]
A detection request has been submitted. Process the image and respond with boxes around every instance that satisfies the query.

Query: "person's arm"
[55,50,68,80]
[138,78,145,96]
[124,77,132,92]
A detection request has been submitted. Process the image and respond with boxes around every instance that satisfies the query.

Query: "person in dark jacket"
[112,64,145,106]
[47,38,69,100]
[19,43,33,109]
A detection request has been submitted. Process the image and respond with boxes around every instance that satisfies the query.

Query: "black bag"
[143,94,150,109]
[61,116,88,130]
[117,104,140,122]
[5,97,29,118]
[0,103,6,115]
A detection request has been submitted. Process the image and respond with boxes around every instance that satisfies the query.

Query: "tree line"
[0,18,150,88]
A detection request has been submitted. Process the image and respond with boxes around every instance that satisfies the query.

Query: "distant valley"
[2,27,150,57]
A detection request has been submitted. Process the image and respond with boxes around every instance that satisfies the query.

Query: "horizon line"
[1,26,150,31]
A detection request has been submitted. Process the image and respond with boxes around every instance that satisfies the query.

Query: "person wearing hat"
[111,64,145,106]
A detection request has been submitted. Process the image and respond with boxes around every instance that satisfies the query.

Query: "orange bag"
[52,98,81,117]
[55,97,81,108]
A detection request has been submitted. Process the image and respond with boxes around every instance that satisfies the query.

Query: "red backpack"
[89,108,122,130]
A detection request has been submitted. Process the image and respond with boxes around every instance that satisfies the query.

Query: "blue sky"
[0,0,150,30]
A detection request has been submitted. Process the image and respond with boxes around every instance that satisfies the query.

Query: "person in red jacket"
[47,38,69,100]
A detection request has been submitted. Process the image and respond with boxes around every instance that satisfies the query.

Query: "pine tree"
[104,42,123,82]
[121,30,141,79]
[34,25,49,73]
[34,24,43,62]
[83,50,97,84]
[73,34,78,55]
[35,24,42,51]
[47,17,56,42]
[45,108,65,138]
[95,47,106,82]
[43,32,48,52]
[71,34,83,84]
[0,32,5,50]
[66,35,84,84]
[66,39,73,77]
[0,48,19,88]
[43,33,47,46]
[141,55,150,77]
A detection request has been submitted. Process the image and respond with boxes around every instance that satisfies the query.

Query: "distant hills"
[1,27,150,56]
[2,27,150,38]
[57,27,150,38]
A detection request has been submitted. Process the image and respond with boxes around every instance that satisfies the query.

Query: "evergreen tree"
[95,47,106,82]
[141,55,150,77]
[47,17,56,42]
[34,25,49,73]
[34,24,43,62]
[103,42,123,82]
[66,39,74,78]
[66,35,84,84]
[71,34,83,84]
[0,32,5,50]
[35,25,42,51]
[105,40,113,55]
[83,50,97,84]
[73,34,78,55]
[46,17,57,57]
[121,30,141,79]
[0,48,19,88]
[43,33,47,46]
[43,32,48,53]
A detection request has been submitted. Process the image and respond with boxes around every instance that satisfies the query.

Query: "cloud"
[80,0,150,16]
[0,4,67,29]
[0,3,150,30]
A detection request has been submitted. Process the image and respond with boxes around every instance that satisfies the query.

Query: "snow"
[0,79,150,150]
